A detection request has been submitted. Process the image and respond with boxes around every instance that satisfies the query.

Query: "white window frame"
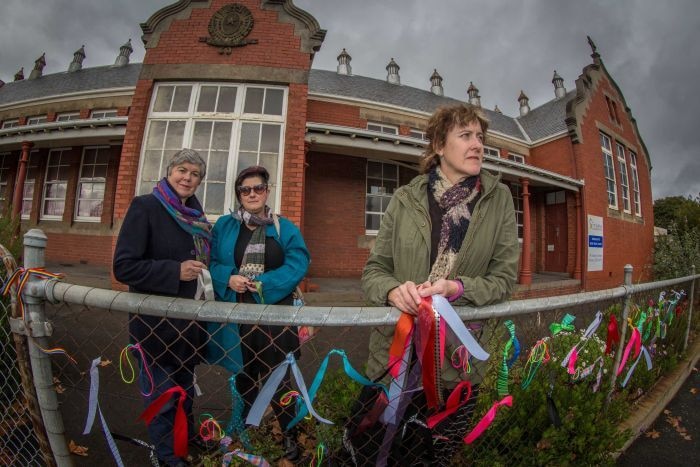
[41,148,71,220]
[0,152,11,205]
[365,160,399,235]
[409,129,426,140]
[75,146,110,222]
[2,119,19,129]
[483,146,500,158]
[629,151,641,216]
[616,143,631,213]
[56,112,81,122]
[508,152,525,164]
[600,133,618,209]
[367,122,398,135]
[91,109,118,119]
[137,82,288,217]
[510,183,524,241]
[27,115,48,125]
[21,150,40,219]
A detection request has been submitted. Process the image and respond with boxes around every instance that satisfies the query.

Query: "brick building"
[0,0,654,297]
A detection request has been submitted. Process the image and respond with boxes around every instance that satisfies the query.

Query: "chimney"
[467,81,481,107]
[114,39,133,66]
[28,53,46,80]
[518,90,530,117]
[386,58,400,85]
[552,70,566,98]
[14,67,24,81]
[68,45,86,72]
[494,105,502,114]
[336,48,352,75]
[430,69,443,96]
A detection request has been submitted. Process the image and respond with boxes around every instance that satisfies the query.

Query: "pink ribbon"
[463,395,513,444]
[616,327,641,376]
[426,381,472,429]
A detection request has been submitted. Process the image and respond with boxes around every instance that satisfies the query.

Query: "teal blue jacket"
[210,214,310,304]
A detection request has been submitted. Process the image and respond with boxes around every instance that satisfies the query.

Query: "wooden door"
[545,195,568,272]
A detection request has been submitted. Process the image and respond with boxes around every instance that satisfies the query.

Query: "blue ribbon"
[286,349,386,430]
[621,346,653,388]
[83,357,125,467]
[246,353,332,427]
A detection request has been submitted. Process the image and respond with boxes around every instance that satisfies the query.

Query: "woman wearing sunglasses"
[209,165,310,461]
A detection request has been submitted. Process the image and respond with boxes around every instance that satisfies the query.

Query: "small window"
[56,112,81,122]
[409,129,426,140]
[508,153,525,164]
[27,115,48,125]
[1,120,19,129]
[483,146,500,158]
[196,85,238,113]
[153,85,193,113]
[41,149,71,220]
[367,123,398,135]
[243,87,284,116]
[546,191,566,205]
[91,109,118,119]
[366,160,398,233]
[75,147,109,221]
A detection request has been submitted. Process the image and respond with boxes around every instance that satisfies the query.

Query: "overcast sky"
[1,0,698,200]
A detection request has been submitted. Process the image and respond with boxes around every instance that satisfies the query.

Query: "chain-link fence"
[2,231,698,466]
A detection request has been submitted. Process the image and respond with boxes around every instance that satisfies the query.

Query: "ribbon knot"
[550,313,575,335]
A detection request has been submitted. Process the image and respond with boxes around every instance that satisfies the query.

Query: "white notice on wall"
[587,215,604,272]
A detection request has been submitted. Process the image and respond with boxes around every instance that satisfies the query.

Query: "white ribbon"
[196,269,215,301]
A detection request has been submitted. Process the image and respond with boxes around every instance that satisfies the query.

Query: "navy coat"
[113,193,207,367]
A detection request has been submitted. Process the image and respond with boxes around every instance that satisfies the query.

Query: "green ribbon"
[550,314,575,336]
[497,320,519,397]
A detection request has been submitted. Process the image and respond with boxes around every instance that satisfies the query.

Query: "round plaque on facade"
[201,3,258,54]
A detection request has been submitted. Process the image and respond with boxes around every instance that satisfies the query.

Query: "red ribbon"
[138,386,188,458]
[426,381,472,429]
[616,327,641,376]
[463,395,513,444]
[605,315,620,355]
[416,297,442,409]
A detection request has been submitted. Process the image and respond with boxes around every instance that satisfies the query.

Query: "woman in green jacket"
[361,104,519,464]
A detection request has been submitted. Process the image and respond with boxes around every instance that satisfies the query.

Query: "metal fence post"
[607,264,633,403]
[683,264,696,352]
[23,229,73,467]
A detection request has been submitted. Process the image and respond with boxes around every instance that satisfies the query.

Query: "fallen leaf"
[682,434,692,441]
[644,429,661,439]
[690,387,698,395]
[277,458,294,467]
[663,409,671,415]
[99,359,112,367]
[68,440,89,457]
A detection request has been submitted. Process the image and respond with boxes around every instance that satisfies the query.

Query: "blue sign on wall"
[588,235,603,248]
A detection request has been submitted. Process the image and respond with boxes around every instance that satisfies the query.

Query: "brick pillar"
[574,191,582,280]
[519,178,532,285]
[11,140,34,218]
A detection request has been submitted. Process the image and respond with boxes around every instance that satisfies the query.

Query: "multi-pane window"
[1,120,19,129]
[21,151,40,219]
[91,109,118,119]
[76,147,110,221]
[409,129,427,140]
[508,152,525,164]
[509,183,524,239]
[600,133,617,209]
[367,123,398,135]
[41,149,71,220]
[27,115,48,125]
[366,161,398,233]
[483,146,500,158]
[139,83,287,215]
[56,112,81,122]
[629,151,641,216]
[0,153,11,206]
[616,143,631,213]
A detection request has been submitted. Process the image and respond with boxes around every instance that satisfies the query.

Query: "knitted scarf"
[232,206,274,280]
[152,178,211,265]
[427,167,481,282]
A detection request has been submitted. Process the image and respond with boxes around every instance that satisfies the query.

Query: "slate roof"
[0,64,571,143]
[308,69,525,140]
[517,90,576,142]
[0,64,141,106]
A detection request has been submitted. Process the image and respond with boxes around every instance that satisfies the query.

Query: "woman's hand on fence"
[228,274,253,293]
[418,278,459,299]
[388,281,425,315]
[180,260,206,282]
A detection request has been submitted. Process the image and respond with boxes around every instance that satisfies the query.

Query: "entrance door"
[545,191,568,272]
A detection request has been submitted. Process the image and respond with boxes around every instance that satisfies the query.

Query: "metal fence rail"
[2,229,698,466]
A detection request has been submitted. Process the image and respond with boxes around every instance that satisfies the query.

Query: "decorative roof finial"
[386,58,400,85]
[114,39,133,66]
[14,67,24,81]
[68,45,86,72]
[518,90,530,117]
[430,69,443,96]
[494,105,501,114]
[552,70,566,98]
[587,35,597,54]
[336,48,352,75]
[29,53,46,80]
[467,81,481,107]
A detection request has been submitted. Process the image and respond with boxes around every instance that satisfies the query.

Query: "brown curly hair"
[420,104,489,174]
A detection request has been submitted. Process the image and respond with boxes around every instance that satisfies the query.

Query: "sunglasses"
[237,183,268,196]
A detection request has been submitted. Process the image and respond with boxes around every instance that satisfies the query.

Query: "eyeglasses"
[236,183,268,196]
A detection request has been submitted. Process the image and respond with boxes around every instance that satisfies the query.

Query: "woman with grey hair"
[114,148,211,467]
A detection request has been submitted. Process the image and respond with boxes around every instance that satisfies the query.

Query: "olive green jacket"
[362,169,519,381]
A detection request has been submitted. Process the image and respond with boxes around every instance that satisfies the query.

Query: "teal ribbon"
[550,313,575,335]
[286,349,386,430]
[226,375,251,450]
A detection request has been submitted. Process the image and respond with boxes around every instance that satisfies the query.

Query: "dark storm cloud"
[1,0,697,199]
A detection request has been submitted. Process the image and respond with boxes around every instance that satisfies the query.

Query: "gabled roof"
[0,64,141,106]
[517,90,576,142]
[308,69,526,140]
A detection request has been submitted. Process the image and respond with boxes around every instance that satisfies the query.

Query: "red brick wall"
[280,83,308,226]
[529,137,577,178]
[45,232,114,266]
[573,75,654,289]
[307,100,363,128]
[143,0,310,70]
[303,151,369,277]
